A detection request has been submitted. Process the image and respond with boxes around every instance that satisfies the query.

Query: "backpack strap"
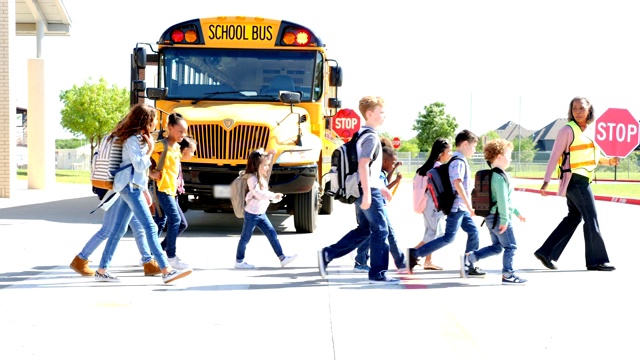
[156,138,169,172]
[488,167,509,229]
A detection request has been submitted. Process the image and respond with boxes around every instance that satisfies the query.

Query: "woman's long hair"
[416,138,451,176]
[113,104,156,141]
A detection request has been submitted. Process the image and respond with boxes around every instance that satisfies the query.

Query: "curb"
[514,187,640,206]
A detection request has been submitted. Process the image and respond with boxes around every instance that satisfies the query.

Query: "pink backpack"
[412,172,429,213]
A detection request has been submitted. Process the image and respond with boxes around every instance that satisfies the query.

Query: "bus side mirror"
[279,91,301,104]
[329,98,341,109]
[132,80,146,91]
[329,66,342,87]
[133,47,147,69]
[147,87,168,100]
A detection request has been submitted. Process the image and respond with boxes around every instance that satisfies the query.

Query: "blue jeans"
[536,174,610,266]
[154,191,188,258]
[99,186,168,270]
[354,207,405,269]
[324,188,390,281]
[414,209,479,260]
[236,212,284,261]
[470,214,517,276]
[79,197,152,263]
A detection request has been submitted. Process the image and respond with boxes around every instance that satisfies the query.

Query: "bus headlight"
[276,149,316,164]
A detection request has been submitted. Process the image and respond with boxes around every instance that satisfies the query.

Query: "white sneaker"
[234,261,255,269]
[368,275,401,285]
[280,254,298,267]
[94,271,121,283]
[168,256,190,270]
[162,268,192,284]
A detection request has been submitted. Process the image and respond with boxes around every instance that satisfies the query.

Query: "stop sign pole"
[594,108,640,158]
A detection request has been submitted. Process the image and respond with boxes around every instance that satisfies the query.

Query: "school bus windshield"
[159,48,324,102]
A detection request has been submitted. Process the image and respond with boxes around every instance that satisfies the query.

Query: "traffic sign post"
[594,108,640,158]
[331,109,361,142]
[392,137,401,149]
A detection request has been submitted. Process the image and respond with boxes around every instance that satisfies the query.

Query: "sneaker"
[280,254,298,267]
[162,268,192,284]
[468,266,487,277]
[405,248,419,274]
[460,253,487,278]
[94,271,120,282]
[143,259,162,276]
[368,275,401,285]
[70,255,94,276]
[168,256,190,270]
[234,261,256,269]
[353,263,370,273]
[138,259,145,266]
[317,249,329,279]
[502,274,527,285]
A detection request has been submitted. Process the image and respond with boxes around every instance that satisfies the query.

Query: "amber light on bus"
[281,27,311,46]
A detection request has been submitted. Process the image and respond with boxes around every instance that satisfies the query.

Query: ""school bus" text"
[208,25,273,41]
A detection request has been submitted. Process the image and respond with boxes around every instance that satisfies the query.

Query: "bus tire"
[294,182,318,233]
[319,186,333,215]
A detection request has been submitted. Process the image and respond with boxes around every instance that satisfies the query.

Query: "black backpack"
[471,167,509,227]
[425,156,461,215]
[326,128,379,204]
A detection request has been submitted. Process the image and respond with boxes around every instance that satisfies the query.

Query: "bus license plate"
[214,185,231,198]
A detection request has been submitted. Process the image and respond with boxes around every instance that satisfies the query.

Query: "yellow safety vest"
[557,121,599,181]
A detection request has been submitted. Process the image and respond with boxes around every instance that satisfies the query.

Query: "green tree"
[55,139,86,149]
[477,130,501,152]
[59,77,129,154]
[398,137,419,155]
[512,136,537,163]
[412,102,458,152]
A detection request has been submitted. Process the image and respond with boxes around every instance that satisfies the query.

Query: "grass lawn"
[17,169,90,184]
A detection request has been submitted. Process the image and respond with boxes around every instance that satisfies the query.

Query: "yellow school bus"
[130,16,344,233]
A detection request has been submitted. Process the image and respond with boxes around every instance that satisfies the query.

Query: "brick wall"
[0,0,16,198]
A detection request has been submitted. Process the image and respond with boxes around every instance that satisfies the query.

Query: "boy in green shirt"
[462,139,527,284]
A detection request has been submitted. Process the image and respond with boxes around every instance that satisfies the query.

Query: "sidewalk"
[0,181,91,209]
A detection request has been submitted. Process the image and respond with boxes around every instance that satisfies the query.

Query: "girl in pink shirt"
[234,149,297,269]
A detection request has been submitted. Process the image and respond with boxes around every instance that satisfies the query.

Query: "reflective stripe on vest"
[564,121,597,179]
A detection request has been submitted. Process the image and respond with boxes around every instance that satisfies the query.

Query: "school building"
[0,0,71,198]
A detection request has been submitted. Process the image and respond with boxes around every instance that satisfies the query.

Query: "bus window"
[160,48,320,102]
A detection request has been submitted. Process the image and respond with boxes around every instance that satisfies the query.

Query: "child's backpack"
[471,167,509,227]
[326,128,378,204]
[90,134,132,194]
[412,172,429,213]
[425,156,461,215]
[230,170,250,218]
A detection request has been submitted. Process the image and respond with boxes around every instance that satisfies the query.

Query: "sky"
[11,0,640,140]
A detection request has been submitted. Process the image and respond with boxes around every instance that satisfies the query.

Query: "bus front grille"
[189,124,270,161]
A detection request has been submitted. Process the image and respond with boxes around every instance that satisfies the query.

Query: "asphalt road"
[0,181,637,360]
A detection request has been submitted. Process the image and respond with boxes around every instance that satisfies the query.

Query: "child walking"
[150,113,190,270]
[462,139,527,284]
[318,96,399,284]
[406,129,484,277]
[95,103,191,284]
[412,138,453,271]
[234,148,297,269]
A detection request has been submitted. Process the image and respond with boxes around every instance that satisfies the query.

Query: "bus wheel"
[319,184,333,215]
[294,182,318,233]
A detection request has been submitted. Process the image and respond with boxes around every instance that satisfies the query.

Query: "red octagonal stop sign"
[332,108,361,141]
[594,108,640,158]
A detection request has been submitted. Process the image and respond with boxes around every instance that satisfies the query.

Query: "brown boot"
[143,259,162,276]
[70,255,94,276]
